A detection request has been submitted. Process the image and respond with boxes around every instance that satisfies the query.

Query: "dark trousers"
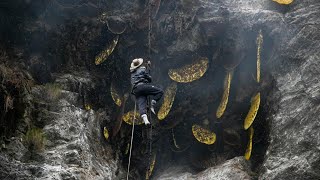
[133,84,164,115]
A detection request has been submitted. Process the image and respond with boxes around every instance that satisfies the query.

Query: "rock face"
[155,157,253,180]
[1,0,320,179]
[151,0,320,179]
[260,1,320,179]
[0,73,122,180]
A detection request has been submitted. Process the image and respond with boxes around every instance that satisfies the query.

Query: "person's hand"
[147,61,151,66]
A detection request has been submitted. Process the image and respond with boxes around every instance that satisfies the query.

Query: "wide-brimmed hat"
[130,58,143,72]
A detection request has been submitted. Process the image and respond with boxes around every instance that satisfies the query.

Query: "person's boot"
[141,114,150,125]
[150,100,157,114]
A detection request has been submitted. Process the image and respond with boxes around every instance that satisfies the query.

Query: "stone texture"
[0,73,122,180]
[155,157,253,180]
[260,1,320,179]
[156,0,320,179]
[1,0,320,179]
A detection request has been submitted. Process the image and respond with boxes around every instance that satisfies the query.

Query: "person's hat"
[130,58,143,72]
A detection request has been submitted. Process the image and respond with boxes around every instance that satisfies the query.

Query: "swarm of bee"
[97,28,265,179]
[157,82,177,120]
[97,4,266,177]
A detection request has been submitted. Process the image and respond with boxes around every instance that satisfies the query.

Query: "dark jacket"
[130,66,152,88]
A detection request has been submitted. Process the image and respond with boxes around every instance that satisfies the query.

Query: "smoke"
[0,0,278,177]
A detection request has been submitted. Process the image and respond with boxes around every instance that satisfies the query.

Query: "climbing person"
[130,58,164,125]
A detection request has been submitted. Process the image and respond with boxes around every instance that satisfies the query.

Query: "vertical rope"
[146,1,153,176]
[148,98,152,154]
[148,0,152,58]
[146,1,153,178]
[127,101,136,180]
[144,96,153,179]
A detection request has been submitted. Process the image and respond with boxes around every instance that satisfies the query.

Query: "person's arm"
[144,62,152,83]
[144,71,152,82]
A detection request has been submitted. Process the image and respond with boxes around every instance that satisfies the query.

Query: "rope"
[146,96,153,179]
[148,98,152,157]
[146,1,153,177]
[126,101,136,180]
[148,0,152,58]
